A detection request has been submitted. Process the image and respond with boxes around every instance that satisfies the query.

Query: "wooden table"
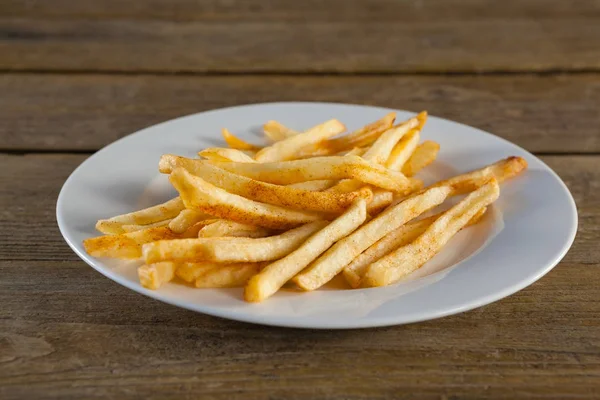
[1,1,599,398]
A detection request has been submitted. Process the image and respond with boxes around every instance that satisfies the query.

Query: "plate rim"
[56,101,578,329]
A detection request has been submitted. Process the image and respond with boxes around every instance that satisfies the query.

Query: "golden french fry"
[176,261,221,283]
[121,219,172,233]
[142,220,328,264]
[170,168,326,229]
[199,147,256,163]
[325,114,422,194]
[84,224,202,259]
[263,121,298,142]
[301,113,397,157]
[138,262,177,290]
[168,209,211,233]
[386,129,420,171]
[245,199,368,302]
[402,141,440,176]
[366,190,394,215]
[344,207,487,288]
[432,156,527,196]
[255,119,345,162]
[199,220,272,238]
[286,180,336,191]
[361,113,422,165]
[168,161,373,213]
[222,128,261,151]
[196,263,263,288]
[292,185,452,291]
[95,197,185,235]
[363,180,500,287]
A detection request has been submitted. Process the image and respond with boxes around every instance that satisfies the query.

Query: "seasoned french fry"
[361,113,422,165]
[431,156,527,196]
[245,199,368,302]
[286,180,336,191]
[167,161,373,213]
[386,129,420,171]
[121,219,172,233]
[161,154,409,192]
[168,209,212,234]
[255,119,345,162]
[325,114,422,194]
[363,180,500,287]
[222,128,261,151]
[84,224,202,259]
[143,221,328,264]
[292,185,452,291]
[301,113,396,156]
[199,220,272,238]
[96,197,185,235]
[199,147,256,163]
[138,262,177,290]
[344,207,487,288]
[401,141,440,176]
[170,168,326,229]
[263,121,299,141]
[366,190,394,215]
[196,263,263,288]
[175,261,221,283]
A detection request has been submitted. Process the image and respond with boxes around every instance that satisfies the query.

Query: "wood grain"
[0,0,599,73]
[2,73,600,152]
[0,261,598,399]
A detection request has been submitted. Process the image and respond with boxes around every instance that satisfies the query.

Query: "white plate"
[57,102,577,329]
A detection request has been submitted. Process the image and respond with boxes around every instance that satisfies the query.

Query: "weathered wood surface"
[0,261,598,400]
[2,74,600,153]
[1,0,599,73]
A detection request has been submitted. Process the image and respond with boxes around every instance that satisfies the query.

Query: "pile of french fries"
[84,111,527,302]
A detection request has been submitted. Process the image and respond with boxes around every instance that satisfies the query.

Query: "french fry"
[161,154,409,192]
[431,156,527,196]
[222,128,261,151]
[361,113,422,165]
[95,197,185,235]
[167,161,373,213]
[199,147,256,163]
[245,199,368,302]
[199,220,272,238]
[138,262,177,290]
[286,180,336,191]
[386,129,421,171]
[343,207,487,288]
[292,185,452,291]
[196,263,263,288]
[401,141,440,176]
[301,113,397,156]
[170,168,326,229]
[143,221,328,264]
[175,261,221,283]
[84,224,202,259]
[168,209,212,233]
[363,180,500,287]
[121,219,172,233]
[325,114,422,194]
[263,121,298,142]
[255,119,346,162]
[366,190,394,215]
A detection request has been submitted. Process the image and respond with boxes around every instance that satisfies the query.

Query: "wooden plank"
[0,0,599,72]
[1,73,599,152]
[0,261,598,399]
[2,0,599,21]
[0,154,598,265]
